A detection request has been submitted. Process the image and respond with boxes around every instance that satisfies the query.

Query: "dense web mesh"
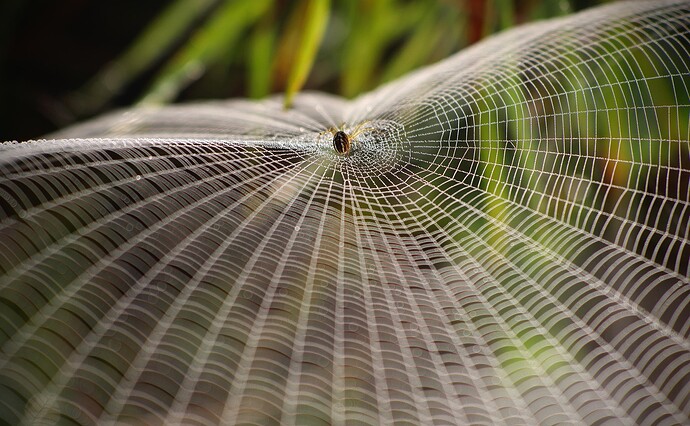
[1,1,690,424]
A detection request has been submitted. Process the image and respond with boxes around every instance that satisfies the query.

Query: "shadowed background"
[1,0,617,141]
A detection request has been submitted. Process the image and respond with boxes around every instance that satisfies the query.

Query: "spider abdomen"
[333,131,350,154]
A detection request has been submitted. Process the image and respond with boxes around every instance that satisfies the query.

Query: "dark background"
[1,0,170,140]
[0,0,612,142]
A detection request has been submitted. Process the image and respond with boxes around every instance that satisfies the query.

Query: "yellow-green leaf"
[283,0,330,109]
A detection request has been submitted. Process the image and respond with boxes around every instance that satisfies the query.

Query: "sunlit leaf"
[283,0,330,109]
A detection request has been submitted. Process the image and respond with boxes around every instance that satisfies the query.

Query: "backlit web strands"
[1,1,689,425]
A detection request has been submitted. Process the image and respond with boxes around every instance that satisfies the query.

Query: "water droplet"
[135,175,141,181]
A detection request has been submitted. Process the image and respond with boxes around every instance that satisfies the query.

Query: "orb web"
[1,1,689,425]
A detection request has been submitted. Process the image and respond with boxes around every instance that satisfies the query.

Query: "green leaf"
[283,0,331,109]
[68,0,218,115]
[340,0,424,98]
[140,0,272,106]
[248,14,276,99]
[380,6,449,84]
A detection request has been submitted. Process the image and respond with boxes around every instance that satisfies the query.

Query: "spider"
[321,121,372,155]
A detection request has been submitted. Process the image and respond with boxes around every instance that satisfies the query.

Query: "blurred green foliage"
[1,0,616,139]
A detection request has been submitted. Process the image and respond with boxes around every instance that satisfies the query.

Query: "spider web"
[1,1,690,424]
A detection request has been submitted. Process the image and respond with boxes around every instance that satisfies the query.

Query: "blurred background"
[1,0,617,142]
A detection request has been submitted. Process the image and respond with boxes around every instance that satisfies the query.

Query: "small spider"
[321,122,372,155]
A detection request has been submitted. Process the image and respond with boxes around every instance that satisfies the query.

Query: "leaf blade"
[283,0,331,109]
